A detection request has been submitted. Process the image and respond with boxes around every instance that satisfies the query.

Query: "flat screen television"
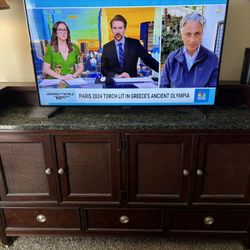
[24,0,229,106]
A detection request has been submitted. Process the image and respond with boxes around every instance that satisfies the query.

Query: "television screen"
[24,0,229,106]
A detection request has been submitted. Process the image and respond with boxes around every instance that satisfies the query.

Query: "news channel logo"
[194,89,210,103]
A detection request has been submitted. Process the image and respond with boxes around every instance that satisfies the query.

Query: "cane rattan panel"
[65,142,111,194]
[0,143,49,194]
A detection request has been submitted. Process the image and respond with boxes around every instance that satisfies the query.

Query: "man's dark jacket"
[101,37,159,77]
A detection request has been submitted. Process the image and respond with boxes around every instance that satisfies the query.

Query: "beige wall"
[219,0,250,81]
[0,0,35,83]
[0,0,250,84]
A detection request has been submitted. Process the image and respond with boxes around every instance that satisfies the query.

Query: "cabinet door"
[55,133,120,204]
[194,134,250,203]
[0,133,57,202]
[126,133,194,204]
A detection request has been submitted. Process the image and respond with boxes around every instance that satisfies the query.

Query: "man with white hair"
[160,11,219,88]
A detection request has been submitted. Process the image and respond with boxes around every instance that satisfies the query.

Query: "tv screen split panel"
[24,0,229,106]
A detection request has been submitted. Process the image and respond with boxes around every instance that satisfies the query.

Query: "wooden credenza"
[0,130,250,247]
[0,85,250,248]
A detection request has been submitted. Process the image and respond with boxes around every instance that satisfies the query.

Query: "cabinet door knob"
[119,215,129,224]
[204,216,214,225]
[196,169,203,176]
[183,169,190,176]
[45,168,52,175]
[58,168,64,175]
[36,214,46,223]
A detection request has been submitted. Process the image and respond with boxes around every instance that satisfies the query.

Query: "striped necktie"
[117,43,124,68]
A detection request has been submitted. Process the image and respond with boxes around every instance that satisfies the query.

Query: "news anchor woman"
[43,21,83,80]
[101,15,159,78]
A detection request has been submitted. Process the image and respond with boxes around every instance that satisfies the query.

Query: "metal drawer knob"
[58,168,64,175]
[197,169,203,176]
[36,214,46,223]
[45,168,51,175]
[204,216,214,225]
[119,215,129,224]
[183,169,189,176]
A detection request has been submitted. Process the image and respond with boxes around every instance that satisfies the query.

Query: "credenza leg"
[0,235,12,247]
[244,238,250,250]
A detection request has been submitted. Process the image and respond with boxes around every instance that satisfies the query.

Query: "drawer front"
[168,210,250,231]
[86,209,163,231]
[4,208,80,229]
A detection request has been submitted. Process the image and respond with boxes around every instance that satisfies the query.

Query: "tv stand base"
[27,106,63,119]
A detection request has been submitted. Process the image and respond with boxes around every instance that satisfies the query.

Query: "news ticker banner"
[25,0,227,8]
[38,88,216,106]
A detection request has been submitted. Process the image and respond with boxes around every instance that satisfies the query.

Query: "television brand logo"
[194,89,210,103]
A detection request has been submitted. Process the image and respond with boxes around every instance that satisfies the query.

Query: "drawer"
[168,210,250,231]
[85,208,163,231]
[4,208,81,229]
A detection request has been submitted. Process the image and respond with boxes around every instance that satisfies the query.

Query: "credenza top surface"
[0,105,250,131]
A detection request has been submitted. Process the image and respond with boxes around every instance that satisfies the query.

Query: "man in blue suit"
[101,15,159,78]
